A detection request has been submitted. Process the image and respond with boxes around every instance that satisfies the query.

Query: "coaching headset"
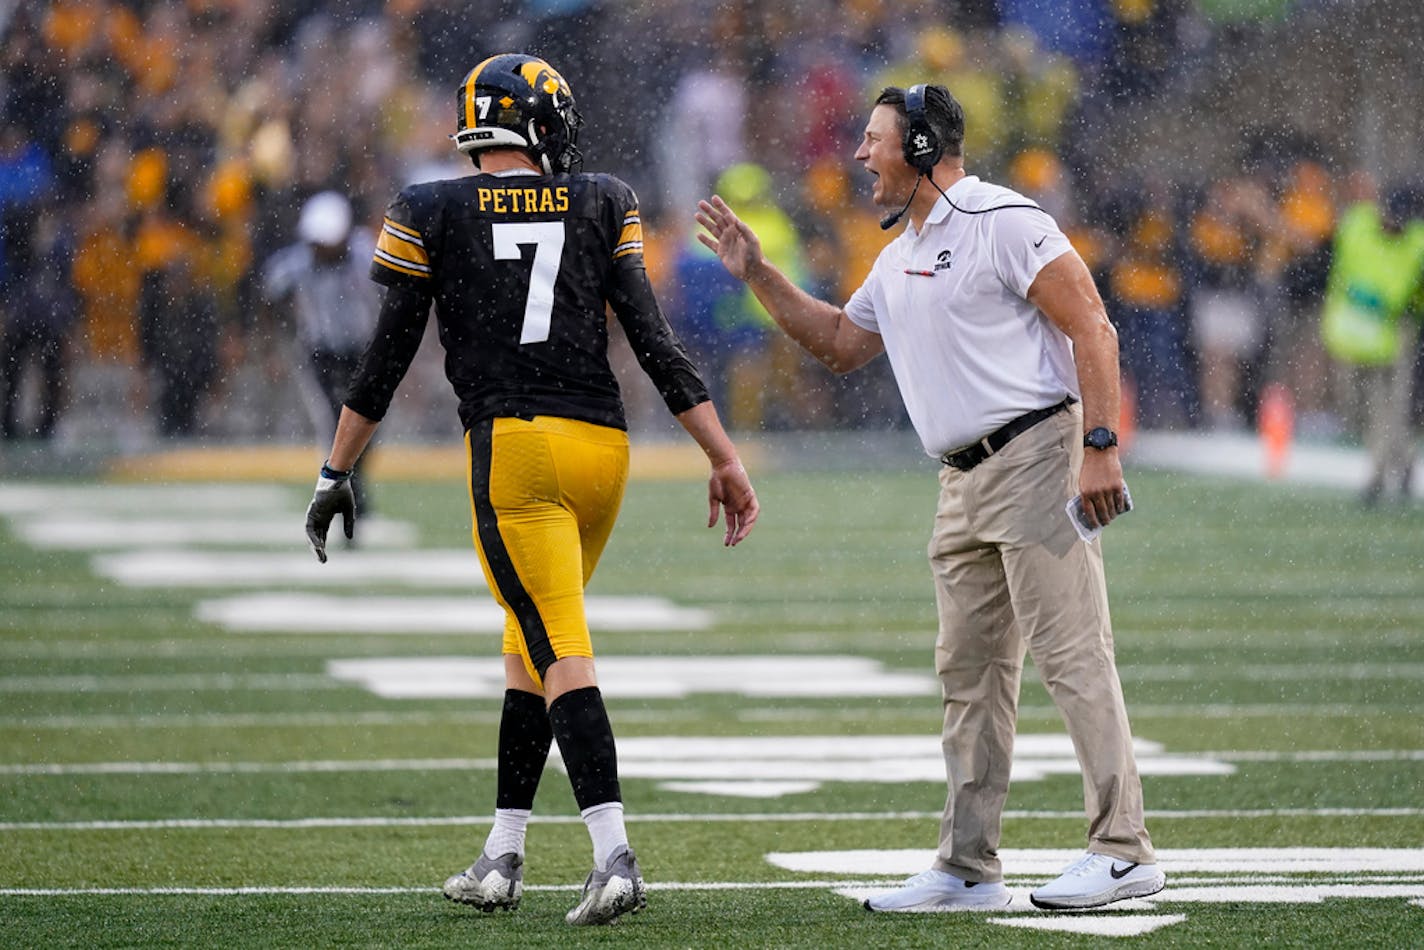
[881,83,1042,230]
[881,83,941,229]
[903,84,942,175]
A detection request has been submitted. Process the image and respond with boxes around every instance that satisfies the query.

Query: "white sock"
[580,801,628,871]
[483,808,532,859]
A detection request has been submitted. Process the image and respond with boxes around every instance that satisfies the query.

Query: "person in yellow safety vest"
[691,162,806,430]
[1320,187,1424,503]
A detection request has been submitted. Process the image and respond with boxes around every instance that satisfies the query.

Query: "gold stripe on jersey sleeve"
[374,219,431,276]
[383,218,425,243]
[613,217,644,260]
[373,249,431,278]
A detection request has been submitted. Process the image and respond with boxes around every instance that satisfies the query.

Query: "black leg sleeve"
[548,686,622,811]
[495,688,554,811]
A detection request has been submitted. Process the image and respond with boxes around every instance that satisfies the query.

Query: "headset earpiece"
[903,84,942,176]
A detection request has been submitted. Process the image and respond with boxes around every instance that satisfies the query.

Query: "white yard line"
[0,674,342,693]
[1096,703,1420,719]
[0,639,479,660]
[0,813,939,831]
[0,758,498,776]
[0,813,940,831]
[0,706,793,729]
[0,882,909,896]
[5,879,1424,900]
[198,594,710,634]
[92,550,486,589]
[0,484,293,514]
[323,655,926,698]
[0,711,508,729]
[4,807,1422,832]
[1,702,1416,730]
[989,913,1188,937]
[778,629,1424,650]
[2,748,1418,779]
[0,887,452,896]
[735,703,1418,722]
[12,516,417,550]
[776,847,1424,875]
[1117,663,1424,681]
[9,631,1424,660]
[1131,807,1424,818]
[1211,750,1424,762]
[1,703,1413,731]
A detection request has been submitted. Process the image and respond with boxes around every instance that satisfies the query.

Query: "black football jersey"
[360,170,707,431]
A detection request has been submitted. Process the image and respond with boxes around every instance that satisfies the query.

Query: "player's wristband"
[319,462,353,482]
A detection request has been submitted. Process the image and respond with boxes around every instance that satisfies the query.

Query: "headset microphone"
[880,174,922,230]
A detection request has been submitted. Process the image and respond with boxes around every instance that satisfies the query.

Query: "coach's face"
[855,104,917,209]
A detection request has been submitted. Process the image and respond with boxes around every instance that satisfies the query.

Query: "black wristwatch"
[1083,427,1118,450]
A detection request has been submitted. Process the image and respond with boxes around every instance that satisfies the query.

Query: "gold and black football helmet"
[453,53,583,174]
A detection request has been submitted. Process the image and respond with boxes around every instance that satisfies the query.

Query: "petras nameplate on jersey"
[477,186,571,215]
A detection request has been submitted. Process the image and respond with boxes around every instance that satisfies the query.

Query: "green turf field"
[2,458,1422,947]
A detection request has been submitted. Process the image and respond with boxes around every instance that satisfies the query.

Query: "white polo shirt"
[844,175,1080,458]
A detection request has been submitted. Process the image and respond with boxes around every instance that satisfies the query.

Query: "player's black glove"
[305,462,355,563]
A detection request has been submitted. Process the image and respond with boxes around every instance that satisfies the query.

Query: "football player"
[304,52,759,925]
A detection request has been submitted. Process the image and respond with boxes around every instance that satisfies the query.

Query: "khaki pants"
[1335,319,1419,493]
[928,404,1154,882]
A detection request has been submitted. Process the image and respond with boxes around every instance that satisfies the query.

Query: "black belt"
[940,397,1076,472]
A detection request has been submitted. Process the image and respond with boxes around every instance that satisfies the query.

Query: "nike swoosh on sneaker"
[1109,862,1139,879]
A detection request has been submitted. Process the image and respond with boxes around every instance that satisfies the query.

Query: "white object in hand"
[1065,485,1132,543]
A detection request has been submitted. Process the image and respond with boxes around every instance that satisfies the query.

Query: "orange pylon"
[1258,383,1294,480]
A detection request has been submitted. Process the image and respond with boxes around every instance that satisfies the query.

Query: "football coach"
[695,83,1164,912]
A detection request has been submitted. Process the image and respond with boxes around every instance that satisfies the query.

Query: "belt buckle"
[942,443,982,471]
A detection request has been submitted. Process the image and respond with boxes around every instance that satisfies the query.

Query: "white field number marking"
[493,221,564,344]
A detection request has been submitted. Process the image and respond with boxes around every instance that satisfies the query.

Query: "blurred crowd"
[4,0,1424,465]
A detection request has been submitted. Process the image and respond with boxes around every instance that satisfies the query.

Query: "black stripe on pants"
[468,419,558,676]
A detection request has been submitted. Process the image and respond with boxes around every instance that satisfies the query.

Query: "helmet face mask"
[454,53,583,174]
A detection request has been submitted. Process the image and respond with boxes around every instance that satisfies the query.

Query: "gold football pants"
[465,416,629,688]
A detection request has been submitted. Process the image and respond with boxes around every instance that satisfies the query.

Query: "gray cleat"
[564,846,647,926]
[443,851,523,912]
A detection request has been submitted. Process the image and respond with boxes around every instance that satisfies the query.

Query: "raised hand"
[695,195,764,282]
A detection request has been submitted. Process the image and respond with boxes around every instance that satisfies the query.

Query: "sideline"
[103,441,762,482]
[1129,429,1406,491]
[3,807,1422,832]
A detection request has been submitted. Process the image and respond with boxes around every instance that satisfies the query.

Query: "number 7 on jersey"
[492,222,566,344]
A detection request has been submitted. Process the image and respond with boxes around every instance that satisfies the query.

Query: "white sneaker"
[1029,852,1165,910]
[443,851,522,911]
[864,868,1012,912]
